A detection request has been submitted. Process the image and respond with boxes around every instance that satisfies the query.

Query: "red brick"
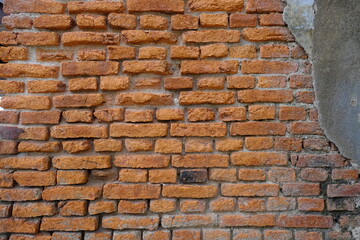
[298,198,325,211]
[139,47,167,60]
[248,105,276,120]
[171,123,227,137]
[103,215,159,231]
[172,154,228,168]
[210,198,236,212]
[42,186,102,201]
[220,214,276,227]
[165,77,193,90]
[53,156,111,169]
[332,169,359,181]
[110,123,168,137]
[78,48,106,61]
[128,0,184,13]
[188,0,244,12]
[258,76,287,88]
[233,229,262,240]
[76,14,106,29]
[260,44,290,58]
[300,168,328,182]
[200,14,228,28]
[279,106,306,120]
[327,184,360,197]
[198,77,225,90]
[283,183,320,196]
[296,91,315,103]
[264,230,292,240]
[230,14,257,28]
[184,30,240,43]
[179,91,235,104]
[243,27,294,41]
[289,122,322,135]
[246,0,285,13]
[115,155,169,168]
[33,15,72,30]
[242,60,297,74]
[277,215,333,228]
[0,46,28,61]
[104,183,160,199]
[162,185,218,198]
[171,46,199,59]
[68,1,124,13]
[4,0,65,14]
[123,30,177,44]
[231,152,287,166]
[0,218,40,233]
[40,217,98,231]
[62,61,119,76]
[303,138,329,151]
[51,125,108,138]
[28,80,65,93]
[0,32,60,46]
[238,198,266,211]
[222,183,279,196]
[260,13,285,26]
[274,137,302,152]
[2,15,32,30]
[162,215,216,228]
[156,109,184,121]
[295,154,347,168]
[140,15,168,30]
[180,200,206,213]
[231,122,286,136]
[238,90,293,103]
[172,15,199,30]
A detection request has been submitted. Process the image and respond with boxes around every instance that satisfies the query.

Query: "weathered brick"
[149,169,177,183]
[150,199,176,213]
[0,188,42,201]
[100,76,129,91]
[246,0,284,13]
[108,46,136,60]
[62,61,119,76]
[274,137,302,152]
[239,90,293,103]
[40,217,98,231]
[110,123,168,137]
[242,60,298,74]
[89,200,117,215]
[180,200,206,213]
[18,142,60,153]
[327,184,360,197]
[62,140,91,153]
[238,169,266,181]
[230,45,257,58]
[220,214,276,227]
[36,49,73,61]
[118,200,147,214]
[185,139,213,152]
[62,32,119,46]
[135,78,161,89]
[4,0,65,14]
[200,14,228,28]
[0,157,49,170]
[53,156,110,170]
[103,216,159,230]
[171,46,199,59]
[0,46,28,61]
[33,15,72,30]
[231,122,286,136]
[139,47,167,60]
[0,80,24,93]
[62,110,93,123]
[94,108,124,122]
[210,198,236,212]
[163,185,218,198]
[57,170,88,185]
[0,32,60,46]
[78,48,106,61]
[0,171,14,187]
[125,139,153,152]
[2,15,32,30]
[68,1,124,13]
[123,61,170,75]
[243,27,294,41]
[140,15,168,30]
[119,169,147,183]
[77,14,106,29]
[173,230,200,240]
[289,122,322,135]
[162,214,216,228]
[267,197,296,211]
[165,77,193,90]
[0,63,59,78]
[0,203,11,217]
[179,91,235,104]
[238,198,266,211]
[300,168,328,182]
[277,215,333,228]
[189,0,244,12]
[172,154,228,168]
[258,75,287,88]
[109,13,136,29]
[128,0,184,13]
[230,14,257,28]
[184,30,240,43]
[198,77,225,90]
[13,202,56,218]
[295,154,347,168]
[0,218,40,233]
[298,198,324,211]
[222,183,279,196]
[94,139,122,152]
[282,183,320,196]
[171,123,226,137]
[115,155,169,168]
[104,183,160,199]
[172,15,199,30]
[231,152,287,166]
[19,127,49,141]
[155,139,182,153]
[123,30,177,44]
[59,200,87,216]
[42,186,102,201]
[144,230,170,240]
[28,80,65,93]
[51,125,108,138]
[332,169,359,181]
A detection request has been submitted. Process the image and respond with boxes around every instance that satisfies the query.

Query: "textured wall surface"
[0,0,359,239]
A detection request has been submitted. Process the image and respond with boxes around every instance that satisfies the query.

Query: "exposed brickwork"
[0,0,357,238]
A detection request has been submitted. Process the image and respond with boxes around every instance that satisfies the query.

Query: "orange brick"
[103,183,161,199]
[109,13,136,29]
[2,15,32,30]
[230,14,257,28]
[248,105,276,120]
[135,78,161,89]
[94,108,124,122]
[258,76,287,88]
[57,170,88,185]
[125,139,153,152]
[53,156,111,170]
[33,15,72,30]
[216,138,243,151]
[40,217,98,231]
[289,122,322,135]
[246,0,284,13]
[0,218,40,234]
[118,200,147,214]
[139,47,167,60]
[144,230,170,240]
[62,110,93,123]
[184,30,240,43]
[209,168,237,182]
[19,127,49,141]
[172,15,198,30]
[78,48,106,61]
[165,77,193,90]
[62,140,91,153]
[13,202,56,218]
[242,60,297,74]
[260,13,285,26]
[94,139,122,152]
[290,75,313,88]
[268,168,296,182]
[115,155,169,168]
[162,185,218,198]
[245,137,273,150]
[0,63,59,78]
[171,123,226,137]
[42,186,102,201]
[298,198,325,211]
[185,139,213,152]
[68,1,124,13]
[88,200,117,215]
[200,44,228,58]
[62,61,119,76]
[108,46,136,60]
[238,169,266,181]
[140,15,168,30]
[231,152,287,166]
[100,76,129,91]
[156,109,184,121]
[231,122,286,136]
[264,230,292,240]
[189,0,244,12]
[230,45,257,58]
[0,46,28,61]
[260,44,290,58]
[238,198,266,211]
[110,123,168,137]
[197,77,225,90]
[76,14,106,29]
[36,49,73,61]
[200,14,228,27]
[123,30,177,44]
[155,139,182,153]
[227,76,255,89]
[238,90,293,103]
[275,137,302,152]
[62,32,120,46]
[149,169,177,183]
[53,94,104,108]
[180,200,206,213]
[243,27,294,41]
[18,141,61,153]
[179,91,235,104]
[59,200,87,216]
[172,154,228,168]
[0,32,60,46]
[188,108,215,121]
[68,77,97,91]
[0,141,17,155]
[0,80,24,93]
[150,199,176,213]
[119,169,147,183]
[277,214,333,228]
[171,46,199,59]
[128,0,184,13]
[210,198,236,212]
[220,214,276,227]
[28,80,65,93]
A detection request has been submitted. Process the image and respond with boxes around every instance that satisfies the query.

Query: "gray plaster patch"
[313,1,360,163]
[283,0,314,58]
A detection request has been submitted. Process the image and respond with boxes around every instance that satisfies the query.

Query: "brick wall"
[0,0,358,239]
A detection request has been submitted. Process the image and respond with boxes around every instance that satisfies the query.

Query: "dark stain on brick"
[180,169,207,183]
[0,126,24,139]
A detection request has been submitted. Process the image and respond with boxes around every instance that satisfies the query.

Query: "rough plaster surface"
[286,0,360,163]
